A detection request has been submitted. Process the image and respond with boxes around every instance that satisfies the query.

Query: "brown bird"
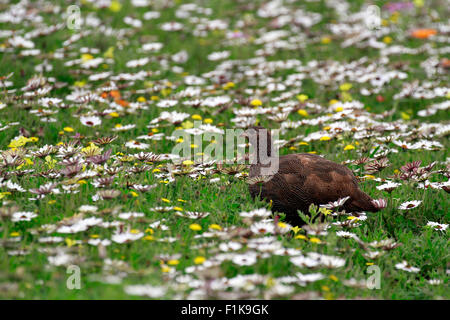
[243,126,385,225]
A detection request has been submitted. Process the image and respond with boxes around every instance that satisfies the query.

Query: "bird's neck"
[250,135,276,174]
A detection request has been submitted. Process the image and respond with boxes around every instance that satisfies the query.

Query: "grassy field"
[0,0,448,299]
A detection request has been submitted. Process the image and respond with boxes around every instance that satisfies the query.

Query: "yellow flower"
[204,118,213,124]
[64,127,74,132]
[151,95,159,101]
[321,37,332,44]
[168,259,180,265]
[161,265,171,272]
[194,256,206,264]
[65,238,77,247]
[151,128,159,133]
[10,232,20,237]
[296,94,308,102]
[192,114,202,120]
[250,99,262,106]
[223,82,235,90]
[144,235,155,241]
[161,88,171,97]
[182,120,194,129]
[319,207,332,215]
[48,200,56,205]
[401,112,410,120]
[45,155,57,169]
[344,144,355,151]
[176,138,184,143]
[335,106,344,112]
[177,199,186,203]
[339,83,352,91]
[0,192,11,200]
[297,109,309,117]
[109,112,119,118]
[189,224,202,231]
[183,160,194,166]
[266,277,275,288]
[109,0,122,12]
[298,141,308,146]
[173,206,183,211]
[413,0,424,7]
[130,229,140,234]
[309,237,322,244]
[329,99,339,105]
[390,12,399,23]
[119,155,134,162]
[81,53,93,62]
[81,143,101,156]
[74,80,86,87]
[291,226,301,234]
[161,198,171,203]
[209,224,222,231]
[145,228,154,234]
[320,136,331,141]
[329,275,338,282]
[277,222,288,229]
[130,191,139,197]
[383,36,392,44]
[8,136,30,148]
[137,96,146,102]
[103,47,114,59]
[295,234,308,240]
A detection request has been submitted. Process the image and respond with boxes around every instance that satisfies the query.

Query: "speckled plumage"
[246,127,379,225]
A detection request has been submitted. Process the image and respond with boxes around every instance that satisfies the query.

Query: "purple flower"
[383,2,414,13]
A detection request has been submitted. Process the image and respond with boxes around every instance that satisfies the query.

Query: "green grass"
[0,0,448,299]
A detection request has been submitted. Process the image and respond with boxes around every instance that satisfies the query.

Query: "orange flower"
[440,58,450,69]
[109,90,121,98]
[116,99,129,107]
[410,29,437,39]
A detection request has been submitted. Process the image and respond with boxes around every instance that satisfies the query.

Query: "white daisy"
[395,260,420,273]
[398,200,422,210]
[80,115,102,127]
[11,211,38,222]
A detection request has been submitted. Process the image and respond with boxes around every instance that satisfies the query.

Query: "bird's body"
[245,127,381,225]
